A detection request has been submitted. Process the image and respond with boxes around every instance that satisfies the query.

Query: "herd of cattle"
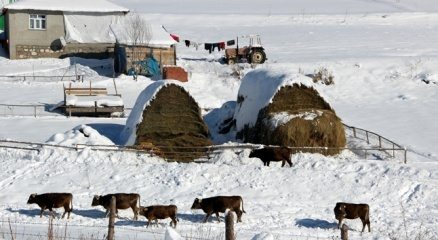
[27,192,371,232]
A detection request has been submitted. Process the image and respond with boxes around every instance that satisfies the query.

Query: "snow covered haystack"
[234,69,346,155]
[120,80,212,162]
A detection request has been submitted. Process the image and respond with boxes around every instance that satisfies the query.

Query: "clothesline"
[164,26,236,54]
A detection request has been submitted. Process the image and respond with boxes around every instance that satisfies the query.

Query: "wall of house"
[7,10,65,59]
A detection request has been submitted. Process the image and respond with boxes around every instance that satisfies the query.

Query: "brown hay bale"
[135,84,212,162]
[238,84,346,155]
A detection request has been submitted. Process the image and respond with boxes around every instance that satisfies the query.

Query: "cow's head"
[91,195,101,206]
[27,193,37,204]
[138,206,148,216]
[249,149,258,158]
[334,203,347,219]
[191,198,202,209]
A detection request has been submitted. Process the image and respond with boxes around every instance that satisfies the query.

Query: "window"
[29,14,46,30]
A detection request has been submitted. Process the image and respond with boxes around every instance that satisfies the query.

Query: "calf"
[139,205,178,228]
[27,193,73,219]
[91,193,140,220]
[334,202,370,232]
[191,196,245,223]
[249,146,293,167]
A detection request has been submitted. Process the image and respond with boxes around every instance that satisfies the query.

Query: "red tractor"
[225,35,267,65]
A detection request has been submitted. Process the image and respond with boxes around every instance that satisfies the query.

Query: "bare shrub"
[310,67,335,85]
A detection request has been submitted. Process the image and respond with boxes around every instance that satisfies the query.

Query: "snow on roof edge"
[5,0,129,13]
[233,69,316,132]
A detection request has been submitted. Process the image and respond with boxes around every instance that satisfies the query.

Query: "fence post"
[392,143,395,157]
[364,149,367,159]
[34,105,37,118]
[404,148,407,164]
[366,131,369,144]
[341,224,349,240]
[225,211,235,240]
[378,136,382,148]
[353,127,356,138]
[107,196,116,240]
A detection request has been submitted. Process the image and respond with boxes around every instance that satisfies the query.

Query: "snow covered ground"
[0,0,437,239]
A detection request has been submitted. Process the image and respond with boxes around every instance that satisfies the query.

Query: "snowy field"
[0,0,437,239]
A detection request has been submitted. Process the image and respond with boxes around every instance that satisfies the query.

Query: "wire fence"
[0,75,85,83]
[0,104,132,118]
[343,123,407,163]
[0,217,339,240]
[0,132,407,164]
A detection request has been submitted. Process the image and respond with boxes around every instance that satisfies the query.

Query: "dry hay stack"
[135,84,212,162]
[239,84,346,155]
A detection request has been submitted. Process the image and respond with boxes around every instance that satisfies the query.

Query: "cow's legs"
[203,213,212,223]
[236,210,243,222]
[171,217,177,228]
[267,161,270,166]
[337,218,343,229]
[132,207,138,220]
[281,160,286,167]
[287,159,293,167]
[360,218,371,232]
[215,212,221,222]
[146,219,151,228]
[39,207,46,218]
[105,209,110,218]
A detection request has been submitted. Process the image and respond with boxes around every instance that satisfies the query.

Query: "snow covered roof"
[110,22,177,48]
[233,69,315,132]
[5,0,129,13]
[120,80,187,145]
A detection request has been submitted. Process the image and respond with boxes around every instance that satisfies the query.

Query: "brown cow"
[139,205,178,228]
[191,196,245,223]
[27,193,73,219]
[249,146,293,167]
[91,193,140,220]
[334,202,370,232]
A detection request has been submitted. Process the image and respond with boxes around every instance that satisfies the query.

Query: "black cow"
[139,205,178,228]
[91,193,140,220]
[249,146,293,167]
[191,196,245,223]
[334,202,370,232]
[27,193,73,219]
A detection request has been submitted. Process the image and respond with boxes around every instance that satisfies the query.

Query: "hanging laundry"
[219,42,225,50]
[170,34,180,42]
[190,42,201,50]
[185,40,190,47]
[227,39,235,46]
[204,43,213,54]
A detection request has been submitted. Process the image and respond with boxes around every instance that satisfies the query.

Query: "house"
[3,0,129,59]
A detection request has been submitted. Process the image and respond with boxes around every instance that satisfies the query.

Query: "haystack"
[120,81,212,162]
[234,70,346,155]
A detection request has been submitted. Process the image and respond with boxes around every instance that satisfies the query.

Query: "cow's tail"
[70,194,73,212]
[241,197,246,213]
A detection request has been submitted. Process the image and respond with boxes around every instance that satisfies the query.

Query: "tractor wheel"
[250,49,266,64]
[227,58,237,65]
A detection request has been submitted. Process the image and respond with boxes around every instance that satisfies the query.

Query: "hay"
[238,84,346,155]
[135,84,212,162]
